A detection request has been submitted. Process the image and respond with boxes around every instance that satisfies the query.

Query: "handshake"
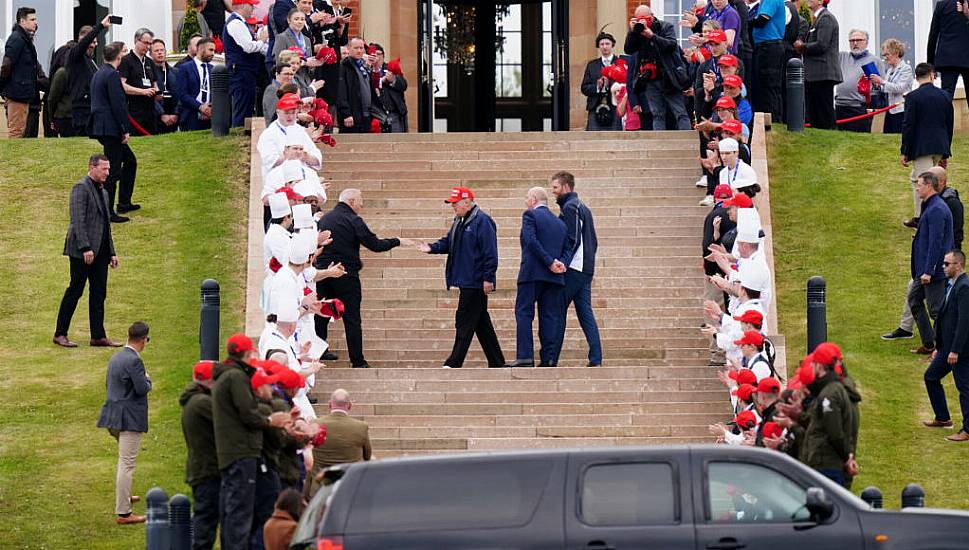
[550,260,567,274]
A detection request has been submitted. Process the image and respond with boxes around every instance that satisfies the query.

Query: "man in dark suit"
[923,250,969,442]
[794,0,841,130]
[149,39,179,134]
[67,16,115,136]
[508,187,571,368]
[96,321,152,524]
[54,154,122,348]
[928,0,969,110]
[88,41,137,223]
[175,37,216,131]
[908,170,955,355]
[307,389,371,498]
[337,37,378,133]
[581,31,621,131]
[902,63,954,224]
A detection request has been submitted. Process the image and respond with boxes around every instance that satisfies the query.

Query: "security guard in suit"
[924,250,969,441]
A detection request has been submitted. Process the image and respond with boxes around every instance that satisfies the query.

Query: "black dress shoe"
[881,328,914,340]
[352,362,370,369]
[586,362,601,367]
[903,217,919,229]
[110,214,130,223]
[537,362,557,368]
[504,360,534,368]
[307,396,319,404]
[322,351,338,361]
[117,203,141,213]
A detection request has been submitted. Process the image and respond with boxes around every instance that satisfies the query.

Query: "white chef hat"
[269,192,292,219]
[293,179,321,202]
[281,159,305,184]
[286,233,312,265]
[739,260,770,293]
[736,208,762,244]
[275,302,299,323]
[292,203,315,230]
[284,130,306,148]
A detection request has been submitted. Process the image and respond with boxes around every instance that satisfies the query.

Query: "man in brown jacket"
[307,389,371,497]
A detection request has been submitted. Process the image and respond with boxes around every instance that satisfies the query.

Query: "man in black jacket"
[581,31,621,131]
[314,189,401,368]
[928,0,969,110]
[624,5,690,130]
[794,0,842,130]
[923,250,969,442]
[180,360,220,549]
[338,37,378,133]
[902,63,954,223]
[0,7,48,138]
[68,16,114,136]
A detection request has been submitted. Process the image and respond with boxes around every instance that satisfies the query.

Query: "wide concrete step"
[309,377,720,394]
[367,424,709,439]
[328,401,725,417]
[323,158,698,173]
[357,411,730,427]
[358,206,707,220]
[316,365,713,381]
[317,391,726,406]
[345,177,709,193]
[361,264,703,279]
[352,255,703,269]
[326,322,703,337]
[331,129,696,143]
[327,168,699,181]
[323,336,708,353]
[361,197,705,210]
[321,358,710,369]
[356,276,702,290]
[366,435,716,452]
[317,348,708,363]
[324,149,697,161]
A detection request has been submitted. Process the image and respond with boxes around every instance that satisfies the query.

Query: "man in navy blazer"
[87,41,136,223]
[175,37,216,131]
[908,170,955,355]
[96,321,152,524]
[902,63,954,223]
[508,187,572,368]
[927,0,969,109]
[923,250,969,442]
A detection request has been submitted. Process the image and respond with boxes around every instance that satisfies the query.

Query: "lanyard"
[271,331,300,360]
[727,162,740,186]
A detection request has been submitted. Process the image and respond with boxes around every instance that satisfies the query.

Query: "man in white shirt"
[175,37,216,131]
[223,0,269,126]
[257,93,322,181]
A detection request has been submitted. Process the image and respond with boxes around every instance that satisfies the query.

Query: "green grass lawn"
[770,126,969,510]
[0,132,248,548]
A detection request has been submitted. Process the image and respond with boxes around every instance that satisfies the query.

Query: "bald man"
[307,389,371,498]
[508,187,572,368]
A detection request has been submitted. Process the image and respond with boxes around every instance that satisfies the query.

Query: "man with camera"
[623,4,691,130]
[581,31,622,131]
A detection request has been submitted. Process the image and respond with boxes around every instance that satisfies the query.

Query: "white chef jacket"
[258,328,316,420]
[257,120,322,181]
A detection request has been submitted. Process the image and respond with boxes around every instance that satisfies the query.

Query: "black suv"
[291,445,969,549]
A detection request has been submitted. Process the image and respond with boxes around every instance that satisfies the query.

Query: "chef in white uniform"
[261,192,294,313]
[257,93,322,181]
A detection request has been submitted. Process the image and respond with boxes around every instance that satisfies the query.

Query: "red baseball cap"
[715,96,737,110]
[733,310,764,327]
[245,16,259,25]
[718,54,739,67]
[387,57,403,76]
[731,383,755,401]
[250,369,279,392]
[257,359,288,375]
[276,93,301,111]
[720,119,743,136]
[232,0,258,4]
[706,30,727,44]
[445,186,475,203]
[227,333,254,355]
[316,46,338,64]
[734,330,765,347]
[798,358,817,386]
[286,46,306,59]
[275,368,306,390]
[723,193,753,208]
[193,360,216,381]
[811,342,842,366]
[728,368,758,386]
[732,410,758,430]
[723,75,743,89]
[713,184,733,199]
[320,298,345,320]
[756,377,781,394]
[279,186,304,202]
[761,421,783,439]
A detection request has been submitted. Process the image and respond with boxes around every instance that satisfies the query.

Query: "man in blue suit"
[902,63,954,224]
[175,37,216,131]
[87,41,135,224]
[507,188,571,368]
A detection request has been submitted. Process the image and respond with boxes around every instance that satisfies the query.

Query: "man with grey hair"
[119,28,158,136]
[314,188,401,368]
[835,29,882,133]
[507,187,570,368]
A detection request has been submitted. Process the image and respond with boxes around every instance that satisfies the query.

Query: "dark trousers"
[230,71,258,128]
[220,458,258,550]
[53,117,75,137]
[445,288,505,368]
[340,115,373,134]
[315,275,366,366]
[514,281,564,363]
[249,468,280,550]
[555,269,603,365]
[586,109,622,131]
[55,253,110,339]
[883,110,904,134]
[805,80,837,130]
[191,478,221,550]
[908,279,946,348]
[97,135,137,211]
[835,104,871,133]
[940,68,969,110]
[753,41,785,121]
[817,468,847,488]
[73,123,88,137]
[925,353,969,432]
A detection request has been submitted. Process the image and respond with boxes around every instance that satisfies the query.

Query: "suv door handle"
[585,541,616,550]
[707,538,747,550]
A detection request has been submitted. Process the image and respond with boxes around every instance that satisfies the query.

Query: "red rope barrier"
[804,103,899,128]
[127,115,153,137]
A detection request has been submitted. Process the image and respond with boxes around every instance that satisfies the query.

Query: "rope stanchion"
[128,115,153,137]
[804,103,899,128]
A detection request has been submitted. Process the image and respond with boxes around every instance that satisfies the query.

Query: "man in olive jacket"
[180,360,220,550]
[211,334,292,550]
[307,389,371,498]
[799,356,855,487]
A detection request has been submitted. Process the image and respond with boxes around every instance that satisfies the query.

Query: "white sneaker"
[442,365,453,369]
[695,176,707,188]
[698,195,714,207]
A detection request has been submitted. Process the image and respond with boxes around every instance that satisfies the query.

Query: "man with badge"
[257,93,322,181]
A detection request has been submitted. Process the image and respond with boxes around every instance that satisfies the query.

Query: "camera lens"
[633,23,645,34]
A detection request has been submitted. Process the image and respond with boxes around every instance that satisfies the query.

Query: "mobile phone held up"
[109,15,123,25]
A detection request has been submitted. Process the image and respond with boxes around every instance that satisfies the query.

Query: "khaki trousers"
[110,429,142,515]
[910,155,942,217]
[5,100,29,138]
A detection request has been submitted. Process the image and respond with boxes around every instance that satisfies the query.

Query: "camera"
[633,21,645,34]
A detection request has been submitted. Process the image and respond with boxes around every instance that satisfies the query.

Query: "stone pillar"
[598,0,628,40]
[569,0,598,130]
[389,0,419,132]
[359,0,390,44]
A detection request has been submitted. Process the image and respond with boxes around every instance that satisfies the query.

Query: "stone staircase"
[246,128,736,459]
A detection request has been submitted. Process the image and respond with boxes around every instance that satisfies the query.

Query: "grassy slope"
[0,132,248,548]
[769,127,969,510]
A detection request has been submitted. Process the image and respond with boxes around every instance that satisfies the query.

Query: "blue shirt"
[751,0,785,43]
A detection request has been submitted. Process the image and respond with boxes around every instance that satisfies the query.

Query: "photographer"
[927,0,969,109]
[581,32,622,131]
[623,4,692,130]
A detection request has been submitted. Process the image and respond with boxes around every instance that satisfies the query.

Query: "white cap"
[293,179,320,202]
[268,192,291,219]
[718,137,739,153]
[281,159,304,184]
[292,203,315,230]
[739,259,771,293]
[736,208,762,244]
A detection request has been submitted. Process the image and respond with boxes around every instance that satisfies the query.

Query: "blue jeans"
[555,270,602,364]
[817,468,846,487]
[925,352,969,432]
[643,80,690,130]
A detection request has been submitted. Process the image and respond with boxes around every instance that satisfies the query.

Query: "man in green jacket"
[180,360,219,550]
[799,344,857,488]
[212,334,292,550]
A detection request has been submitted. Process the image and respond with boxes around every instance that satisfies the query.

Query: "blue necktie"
[201,64,210,104]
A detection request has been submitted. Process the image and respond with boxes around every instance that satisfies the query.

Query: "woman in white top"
[871,38,913,134]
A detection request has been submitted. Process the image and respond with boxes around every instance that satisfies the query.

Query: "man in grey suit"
[96,321,152,524]
[54,154,121,348]
[794,0,841,130]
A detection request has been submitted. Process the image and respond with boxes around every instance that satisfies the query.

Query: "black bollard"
[146,487,171,550]
[807,276,827,353]
[901,483,926,508]
[200,279,220,361]
[169,493,192,550]
[210,63,231,137]
[860,486,883,509]
[785,58,805,132]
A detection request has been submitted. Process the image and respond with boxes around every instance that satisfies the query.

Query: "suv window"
[580,462,677,526]
[345,459,555,533]
[706,462,810,523]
